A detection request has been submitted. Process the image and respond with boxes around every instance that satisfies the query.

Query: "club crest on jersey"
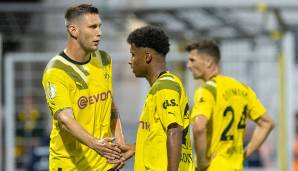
[46,81,56,99]
[104,72,110,79]
[199,97,205,103]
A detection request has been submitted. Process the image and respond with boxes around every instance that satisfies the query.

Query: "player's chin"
[193,75,201,80]
[91,46,98,51]
[192,74,198,79]
[88,45,98,51]
[133,71,143,78]
[133,72,141,77]
[130,68,137,76]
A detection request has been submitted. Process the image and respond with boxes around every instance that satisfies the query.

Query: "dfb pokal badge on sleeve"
[46,81,56,99]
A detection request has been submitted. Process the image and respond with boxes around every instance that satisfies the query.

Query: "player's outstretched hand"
[119,144,135,161]
[92,137,122,160]
[111,158,125,170]
[107,143,135,170]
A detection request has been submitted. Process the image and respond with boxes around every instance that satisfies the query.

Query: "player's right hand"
[107,143,135,170]
[92,137,122,160]
[119,144,135,161]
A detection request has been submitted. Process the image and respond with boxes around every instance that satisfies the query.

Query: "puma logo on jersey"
[168,112,175,115]
[199,97,205,103]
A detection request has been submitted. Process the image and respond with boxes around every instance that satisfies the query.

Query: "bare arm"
[55,108,121,160]
[192,115,210,170]
[119,143,136,161]
[167,123,182,171]
[110,99,126,169]
[110,99,125,145]
[244,113,274,159]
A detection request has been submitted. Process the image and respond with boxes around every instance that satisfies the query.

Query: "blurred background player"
[42,4,125,170]
[185,40,274,171]
[119,26,194,171]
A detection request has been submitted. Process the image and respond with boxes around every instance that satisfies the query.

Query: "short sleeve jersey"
[191,75,266,169]
[42,50,114,170]
[135,71,194,171]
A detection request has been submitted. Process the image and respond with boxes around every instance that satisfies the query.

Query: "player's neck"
[205,65,220,81]
[146,63,167,86]
[65,40,91,63]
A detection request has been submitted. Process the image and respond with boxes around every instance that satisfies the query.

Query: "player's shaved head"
[65,4,99,26]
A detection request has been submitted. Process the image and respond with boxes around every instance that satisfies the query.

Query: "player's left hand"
[119,144,135,161]
[107,143,135,169]
[112,159,125,170]
[106,156,124,169]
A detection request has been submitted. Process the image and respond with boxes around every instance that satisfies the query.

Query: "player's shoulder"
[94,50,112,66]
[149,72,181,95]
[219,75,249,88]
[44,54,67,73]
[213,75,254,96]
[42,56,71,84]
[199,79,217,99]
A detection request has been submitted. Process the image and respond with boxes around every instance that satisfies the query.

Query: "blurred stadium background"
[0,0,298,171]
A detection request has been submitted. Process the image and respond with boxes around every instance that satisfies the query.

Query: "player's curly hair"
[127,26,170,56]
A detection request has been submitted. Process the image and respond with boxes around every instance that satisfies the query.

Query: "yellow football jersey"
[135,71,194,171]
[42,50,114,171]
[191,75,266,171]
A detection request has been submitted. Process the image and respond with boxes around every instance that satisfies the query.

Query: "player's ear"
[205,56,214,68]
[67,24,79,39]
[145,50,152,64]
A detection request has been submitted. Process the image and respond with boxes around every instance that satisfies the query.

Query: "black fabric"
[59,51,91,65]
[157,70,167,79]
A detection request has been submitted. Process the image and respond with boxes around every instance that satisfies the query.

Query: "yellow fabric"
[207,154,243,171]
[191,75,266,170]
[135,72,195,171]
[42,50,114,171]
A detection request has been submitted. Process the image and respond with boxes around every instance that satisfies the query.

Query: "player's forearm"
[57,109,97,149]
[193,126,208,163]
[192,115,209,165]
[244,121,274,159]
[167,124,182,171]
[110,100,126,144]
[111,118,126,144]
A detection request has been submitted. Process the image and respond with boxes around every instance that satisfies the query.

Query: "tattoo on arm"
[111,101,119,120]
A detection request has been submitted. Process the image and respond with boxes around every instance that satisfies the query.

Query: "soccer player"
[42,4,125,170]
[185,40,274,171]
[119,26,194,171]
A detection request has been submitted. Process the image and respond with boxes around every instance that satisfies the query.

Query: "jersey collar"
[59,51,91,65]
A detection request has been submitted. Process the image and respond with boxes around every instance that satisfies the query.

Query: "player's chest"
[139,96,161,132]
[70,66,111,97]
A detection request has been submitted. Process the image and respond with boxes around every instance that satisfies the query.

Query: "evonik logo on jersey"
[78,90,111,109]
